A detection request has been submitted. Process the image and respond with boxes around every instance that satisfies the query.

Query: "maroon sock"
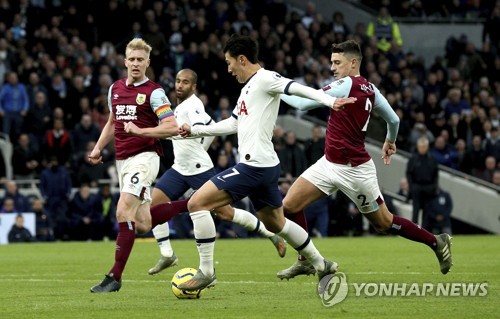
[150,199,189,228]
[390,215,437,249]
[109,221,136,281]
[285,210,309,261]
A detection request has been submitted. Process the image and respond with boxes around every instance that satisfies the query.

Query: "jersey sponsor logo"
[272,72,282,79]
[136,93,146,105]
[360,84,373,93]
[115,104,138,120]
[238,100,248,115]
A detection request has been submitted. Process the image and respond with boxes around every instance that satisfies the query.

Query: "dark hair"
[223,34,259,63]
[331,40,362,62]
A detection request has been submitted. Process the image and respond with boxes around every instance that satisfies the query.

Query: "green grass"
[0,235,498,319]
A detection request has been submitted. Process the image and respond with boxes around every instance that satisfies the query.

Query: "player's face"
[125,49,150,83]
[225,52,245,83]
[175,72,195,103]
[330,52,354,80]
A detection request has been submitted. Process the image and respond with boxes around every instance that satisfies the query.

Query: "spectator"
[42,117,73,167]
[95,184,118,240]
[278,130,307,179]
[398,177,410,200]
[366,6,403,53]
[68,184,103,241]
[74,141,109,187]
[426,188,453,235]
[493,170,500,186]
[443,88,470,119]
[474,155,497,183]
[12,133,40,180]
[2,180,30,212]
[304,196,330,238]
[408,122,435,153]
[71,114,101,154]
[0,71,30,142]
[8,214,33,243]
[406,137,439,228]
[431,135,459,169]
[31,198,54,242]
[304,125,325,166]
[1,198,17,214]
[24,91,52,152]
[462,135,487,175]
[40,156,72,240]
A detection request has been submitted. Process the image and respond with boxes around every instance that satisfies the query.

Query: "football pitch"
[1,235,498,319]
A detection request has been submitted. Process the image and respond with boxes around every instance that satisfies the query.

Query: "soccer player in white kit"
[176,34,357,291]
[143,69,286,275]
[278,40,453,279]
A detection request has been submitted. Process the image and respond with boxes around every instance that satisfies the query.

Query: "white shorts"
[116,152,160,202]
[301,156,383,213]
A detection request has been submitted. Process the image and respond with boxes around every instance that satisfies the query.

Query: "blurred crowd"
[0,0,499,242]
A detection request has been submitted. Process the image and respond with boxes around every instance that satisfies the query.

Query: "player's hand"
[124,121,141,135]
[88,148,103,165]
[382,139,397,165]
[332,97,357,111]
[178,123,192,138]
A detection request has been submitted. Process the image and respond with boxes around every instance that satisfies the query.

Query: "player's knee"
[135,222,151,235]
[282,199,301,214]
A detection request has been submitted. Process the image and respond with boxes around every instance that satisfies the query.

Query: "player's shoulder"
[257,68,287,82]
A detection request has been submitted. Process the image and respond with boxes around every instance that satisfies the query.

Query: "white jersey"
[233,68,293,167]
[172,94,214,176]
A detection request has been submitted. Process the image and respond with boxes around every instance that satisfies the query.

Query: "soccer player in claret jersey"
[278,40,453,279]
[88,38,179,293]
[139,69,286,275]
[176,34,357,291]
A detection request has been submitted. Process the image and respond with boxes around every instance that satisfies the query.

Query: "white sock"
[152,223,173,257]
[277,219,324,271]
[232,208,274,238]
[190,210,216,276]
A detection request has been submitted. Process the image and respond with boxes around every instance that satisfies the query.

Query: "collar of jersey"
[242,69,260,86]
[126,77,149,87]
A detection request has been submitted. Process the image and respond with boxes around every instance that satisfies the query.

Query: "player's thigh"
[335,159,383,214]
[116,192,143,222]
[283,176,326,213]
[188,180,233,212]
[116,152,160,202]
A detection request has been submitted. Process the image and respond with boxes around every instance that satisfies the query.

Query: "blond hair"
[125,38,152,57]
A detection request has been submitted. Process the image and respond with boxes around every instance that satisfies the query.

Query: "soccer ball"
[171,267,204,299]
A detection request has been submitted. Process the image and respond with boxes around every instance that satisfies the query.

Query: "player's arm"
[124,88,178,138]
[88,86,115,165]
[279,76,356,111]
[372,86,400,165]
[179,114,238,138]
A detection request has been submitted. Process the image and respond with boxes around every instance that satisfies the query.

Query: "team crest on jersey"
[136,93,146,105]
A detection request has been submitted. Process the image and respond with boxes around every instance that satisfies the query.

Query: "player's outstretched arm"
[124,116,178,138]
[286,82,356,111]
[180,116,238,138]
